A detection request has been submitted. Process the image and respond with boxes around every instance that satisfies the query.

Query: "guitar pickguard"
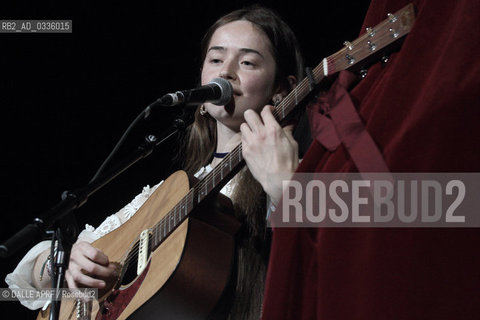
[96,261,151,320]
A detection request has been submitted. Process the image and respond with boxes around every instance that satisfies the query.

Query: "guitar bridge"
[137,229,150,275]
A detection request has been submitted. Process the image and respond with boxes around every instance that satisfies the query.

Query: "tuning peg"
[366,27,376,37]
[389,28,400,38]
[343,41,353,50]
[367,40,377,51]
[387,13,398,22]
[345,54,355,65]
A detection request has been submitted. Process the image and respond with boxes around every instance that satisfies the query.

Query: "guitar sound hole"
[121,253,138,286]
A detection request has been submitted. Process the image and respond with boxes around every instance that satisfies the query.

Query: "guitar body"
[37,171,240,320]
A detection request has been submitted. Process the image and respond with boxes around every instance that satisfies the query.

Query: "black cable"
[89,105,152,184]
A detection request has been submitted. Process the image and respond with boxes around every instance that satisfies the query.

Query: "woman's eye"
[242,61,256,67]
[210,59,222,64]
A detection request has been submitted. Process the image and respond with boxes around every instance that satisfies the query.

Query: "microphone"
[158,78,233,107]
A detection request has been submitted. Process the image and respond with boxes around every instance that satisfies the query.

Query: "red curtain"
[262,0,480,319]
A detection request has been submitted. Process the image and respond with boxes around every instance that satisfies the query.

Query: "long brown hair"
[182,5,304,319]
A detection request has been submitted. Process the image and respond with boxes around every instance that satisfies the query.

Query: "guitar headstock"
[325,3,416,76]
[272,3,416,123]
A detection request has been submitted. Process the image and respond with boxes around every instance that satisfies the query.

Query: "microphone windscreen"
[209,78,233,106]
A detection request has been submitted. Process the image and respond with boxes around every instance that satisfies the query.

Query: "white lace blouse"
[5,165,235,310]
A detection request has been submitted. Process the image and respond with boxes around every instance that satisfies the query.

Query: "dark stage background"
[0,0,370,317]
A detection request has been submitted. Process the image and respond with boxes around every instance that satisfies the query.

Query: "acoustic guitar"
[37,3,416,319]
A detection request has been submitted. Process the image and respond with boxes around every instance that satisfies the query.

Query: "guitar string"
[119,74,315,267]
[138,77,314,257]
[119,191,194,269]
[119,186,201,270]
[117,48,398,273]
[152,22,413,239]
[113,14,412,271]
[150,12,413,238]
[139,35,361,254]
[109,190,190,272]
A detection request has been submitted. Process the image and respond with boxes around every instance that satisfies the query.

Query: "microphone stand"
[0,105,195,320]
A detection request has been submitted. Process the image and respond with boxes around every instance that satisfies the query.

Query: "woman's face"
[201,20,278,132]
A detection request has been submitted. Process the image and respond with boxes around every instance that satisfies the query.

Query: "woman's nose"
[219,62,237,80]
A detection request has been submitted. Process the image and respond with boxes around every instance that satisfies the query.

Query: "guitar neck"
[149,2,416,251]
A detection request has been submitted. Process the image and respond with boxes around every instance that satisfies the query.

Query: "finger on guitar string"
[73,241,109,266]
[243,108,266,135]
[259,105,282,131]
